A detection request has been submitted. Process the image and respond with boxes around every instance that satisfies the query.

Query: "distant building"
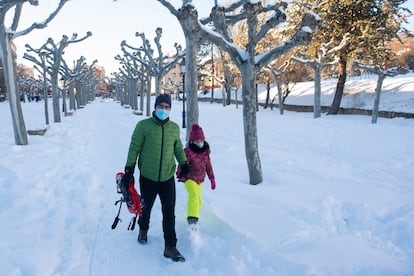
[93,65,108,94]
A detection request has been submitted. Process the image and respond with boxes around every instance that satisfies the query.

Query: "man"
[121,93,189,262]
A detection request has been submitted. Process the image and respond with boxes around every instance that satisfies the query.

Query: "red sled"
[112,172,143,231]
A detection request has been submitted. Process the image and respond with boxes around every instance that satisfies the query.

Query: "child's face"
[193,140,204,148]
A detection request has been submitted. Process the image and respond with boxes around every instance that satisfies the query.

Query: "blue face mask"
[155,108,170,120]
[194,141,204,148]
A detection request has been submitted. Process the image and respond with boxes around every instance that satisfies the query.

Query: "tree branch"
[13,0,68,39]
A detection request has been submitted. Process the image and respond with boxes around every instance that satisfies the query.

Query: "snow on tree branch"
[256,2,288,41]
[256,12,321,68]
[353,61,409,77]
[11,0,68,38]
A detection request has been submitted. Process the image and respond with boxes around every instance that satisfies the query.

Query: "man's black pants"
[138,175,177,247]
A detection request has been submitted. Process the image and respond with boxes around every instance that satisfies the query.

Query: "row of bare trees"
[1,0,101,146]
[112,27,184,117]
[24,32,94,124]
[160,0,411,185]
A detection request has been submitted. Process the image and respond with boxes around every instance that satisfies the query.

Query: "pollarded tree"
[115,54,143,111]
[42,32,92,123]
[353,61,408,124]
[158,0,206,140]
[214,46,240,106]
[265,60,292,114]
[60,56,89,112]
[0,0,68,145]
[25,32,92,122]
[60,57,97,116]
[121,28,183,116]
[23,44,51,125]
[110,71,130,106]
[74,62,98,107]
[115,52,152,114]
[291,33,350,118]
[198,1,320,185]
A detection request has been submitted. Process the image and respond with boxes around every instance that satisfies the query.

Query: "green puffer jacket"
[125,115,187,182]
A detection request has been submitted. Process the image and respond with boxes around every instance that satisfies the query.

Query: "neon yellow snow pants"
[184,179,203,218]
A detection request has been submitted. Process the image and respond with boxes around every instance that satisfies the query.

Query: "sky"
[10,0,414,77]
[12,0,215,75]
[0,72,413,275]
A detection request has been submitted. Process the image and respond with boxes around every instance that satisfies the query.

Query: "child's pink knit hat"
[189,124,205,141]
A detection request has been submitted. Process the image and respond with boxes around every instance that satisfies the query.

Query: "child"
[178,123,216,229]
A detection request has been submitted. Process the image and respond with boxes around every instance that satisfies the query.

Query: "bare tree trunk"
[131,79,138,111]
[235,87,239,109]
[210,66,214,103]
[69,82,75,111]
[155,75,161,96]
[1,36,28,145]
[241,63,262,185]
[372,75,385,124]
[328,57,347,115]
[43,85,50,125]
[276,80,284,115]
[220,82,225,107]
[38,56,51,125]
[140,79,145,112]
[225,82,231,106]
[314,66,321,118]
[224,65,231,106]
[146,75,151,117]
[62,86,68,117]
[75,82,81,109]
[183,40,200,140]
[51,73,61,122]
[264,77,270,109]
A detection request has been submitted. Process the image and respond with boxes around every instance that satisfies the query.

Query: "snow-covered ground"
[202,72,414,114]
[0,74,413,275]
[282,73,414,113]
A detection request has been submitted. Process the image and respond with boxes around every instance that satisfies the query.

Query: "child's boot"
[187,216,199,231]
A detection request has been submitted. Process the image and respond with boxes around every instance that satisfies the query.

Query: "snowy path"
[81,101,277,274]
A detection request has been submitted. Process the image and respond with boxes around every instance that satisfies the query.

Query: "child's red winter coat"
[177,142,215,184]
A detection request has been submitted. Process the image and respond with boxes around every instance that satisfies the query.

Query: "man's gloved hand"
[121,166,134,204]
[210,178,216,190]
[177,163,189,180]
[122,166,134,184]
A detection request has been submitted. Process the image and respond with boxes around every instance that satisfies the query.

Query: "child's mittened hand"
[211,179,216,190]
